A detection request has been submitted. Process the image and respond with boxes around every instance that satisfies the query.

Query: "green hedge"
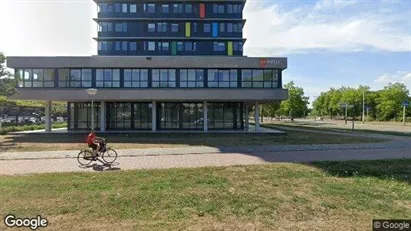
[0,122,67,135]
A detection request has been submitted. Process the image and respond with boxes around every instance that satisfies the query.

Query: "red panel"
[200,4,205,18]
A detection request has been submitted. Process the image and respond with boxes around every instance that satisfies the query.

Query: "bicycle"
[77,140,118,166]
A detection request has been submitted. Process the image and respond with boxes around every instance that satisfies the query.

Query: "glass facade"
[68,102,100,130]
[68,102,244,130]
[15,68,282,89]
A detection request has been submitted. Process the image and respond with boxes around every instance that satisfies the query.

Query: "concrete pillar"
[152,101,157,131]
[45,101,52,132]
[255,102,260,132]
[100,101,106,131]
[203,101,208,131]
[244,103,249,131]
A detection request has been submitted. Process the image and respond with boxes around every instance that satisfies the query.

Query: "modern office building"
[7,0,288,132]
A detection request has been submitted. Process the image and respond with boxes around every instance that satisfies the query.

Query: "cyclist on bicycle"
[86,129,104,158]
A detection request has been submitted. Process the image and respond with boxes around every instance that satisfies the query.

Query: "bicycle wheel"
[77,150,93,166]
[102,148,117,163]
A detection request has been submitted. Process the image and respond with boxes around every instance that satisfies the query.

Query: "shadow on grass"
[308,159,411,184]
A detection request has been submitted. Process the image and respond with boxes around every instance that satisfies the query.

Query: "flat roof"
[7,56,287,69]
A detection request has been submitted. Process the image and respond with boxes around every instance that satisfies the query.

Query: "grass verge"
[0,129,385,152]
[0,159,410,230]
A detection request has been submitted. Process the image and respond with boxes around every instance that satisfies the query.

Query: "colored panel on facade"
[172,42,177,55]
[212,23,218,37]
[185,22,191,37]
[228,41,233,56]
[200,4,205,18]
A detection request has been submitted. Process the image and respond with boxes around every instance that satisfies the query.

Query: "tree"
[0,52,17,97]
[279,81,309,119]
[376,83,409,121]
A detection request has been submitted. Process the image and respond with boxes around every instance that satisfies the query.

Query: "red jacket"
[86,133,96,145]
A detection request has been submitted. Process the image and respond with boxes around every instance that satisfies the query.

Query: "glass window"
[180,69,204,88]
[162,4,169,13]
[58,69,69,87]
[152,69,176,88]
[220,23,225,33]
[122,4,128,13]
[173,4,183,13]
[148,23,155,32]
[171,23,179,32]
[241,69,278,88]
[177,42,183,51]
[122,41,128,51]
[96,69,120,88]
[69,69,82,87]
[204,24,211,33]
[115,3,121,12]
[32,69,43,87]
[124,69,149,88]
[43,69,55,87]
[227,4,233,13]
[208,102,242,130]
[227,23,233,33]
[185,4,192,13]
[130,4,137,13]
[213,42,226,52]
[107,4,113,12]
[115,23,127,32]
[115,41,121,51]
[158,42,169,51]
[148,41,156,51]
[218,5,224,13]
[130,42,137,51]
[107,102,131,130]
[208,69,237,88]
[157,22,167,32]
[148,4,155,13]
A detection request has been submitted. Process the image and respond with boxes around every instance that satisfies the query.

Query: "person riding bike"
[86,129,105,158]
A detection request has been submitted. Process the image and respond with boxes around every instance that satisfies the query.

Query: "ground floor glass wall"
[68,101,243,131]
[68,102,100,130]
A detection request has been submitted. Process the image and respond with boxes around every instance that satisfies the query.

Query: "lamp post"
[86,88,98,129]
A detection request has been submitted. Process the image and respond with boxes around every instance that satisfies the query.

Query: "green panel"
[228,41,233,56]
[185,22,191,37]
[172,41,177,55]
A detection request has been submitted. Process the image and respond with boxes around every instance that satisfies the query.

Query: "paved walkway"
[1,126,410,175]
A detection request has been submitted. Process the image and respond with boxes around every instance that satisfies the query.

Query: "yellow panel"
[185,22,191,37]
[228,41,233,56]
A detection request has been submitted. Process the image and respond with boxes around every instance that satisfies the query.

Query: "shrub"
[0,122,67,135]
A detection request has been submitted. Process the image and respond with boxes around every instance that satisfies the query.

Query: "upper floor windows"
[227,4,242,14]
[98,22,113,32]
[180,69,204,88]
[148,23,155,32]
[213,42,226,52]
[96,69,120,88]
[157,23,167,32]
[17,69,55,88]
[171,23,179,32]
[173,4,183,13]
[208,69,238,88]
[130,4,137,13]
[58,69,91,88]
[152,69,176,88]
[233,42,243,52]
[130,42,137,51]
[115,22,127,32]
[124,69,149,88]
[147,41,156,51]
[204,24,211,33]
[241,69,279,88]
[185,4,193,13]
[213,4,225,14]
[144,4,156,13]
[161,4,169,13]
[158,42,169,51]
[122,4,128,13]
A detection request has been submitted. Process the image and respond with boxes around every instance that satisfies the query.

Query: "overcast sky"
[0,0,410,102]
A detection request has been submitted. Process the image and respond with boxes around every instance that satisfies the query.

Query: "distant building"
[7,0,288,132]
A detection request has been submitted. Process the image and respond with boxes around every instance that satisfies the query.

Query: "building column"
[203,101,208,131]
[152,101,157,132]
[244,103,249,131]
[45,101,52,132]
[255,102,260,132]
[100,101,106,131]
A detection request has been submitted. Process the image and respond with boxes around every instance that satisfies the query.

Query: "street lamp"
[86,88,98,129]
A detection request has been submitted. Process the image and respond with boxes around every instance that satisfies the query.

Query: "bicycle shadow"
[79,162,121,172]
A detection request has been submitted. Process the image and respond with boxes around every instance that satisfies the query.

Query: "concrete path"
[1,126,410,175]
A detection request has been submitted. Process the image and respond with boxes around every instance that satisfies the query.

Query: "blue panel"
[212,22,218,37]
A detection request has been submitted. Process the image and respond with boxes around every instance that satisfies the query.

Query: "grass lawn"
[0,159,410,230]
[0,129,386,152]
[263,121,411,137]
